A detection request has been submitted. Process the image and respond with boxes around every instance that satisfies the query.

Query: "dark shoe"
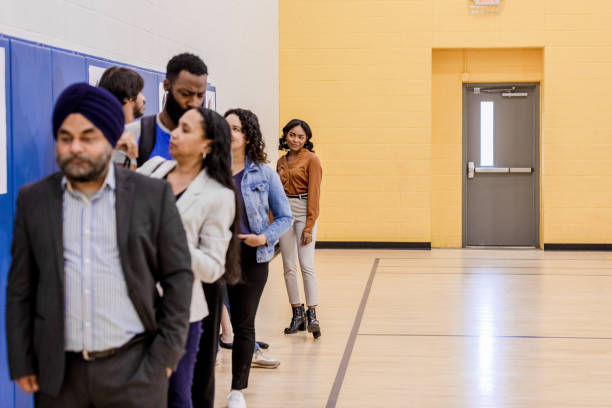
[284,304,306,334]
[219,336,233,349]
[223,338,267,349]
[306,308,321,339]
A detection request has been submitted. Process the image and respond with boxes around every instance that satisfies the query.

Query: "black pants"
[191,280,225,408]
[36,336,167,408]
[226,244,269,390]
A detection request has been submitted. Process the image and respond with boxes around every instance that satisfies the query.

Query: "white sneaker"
[251,348,280,368]
[227,390,247,408]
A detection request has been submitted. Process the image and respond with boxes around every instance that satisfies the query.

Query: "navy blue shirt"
[233,170,251,235]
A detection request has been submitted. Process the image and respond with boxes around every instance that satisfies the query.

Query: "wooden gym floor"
[213,249,612,407]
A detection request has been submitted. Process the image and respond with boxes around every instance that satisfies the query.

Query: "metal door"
[463,83,539,247]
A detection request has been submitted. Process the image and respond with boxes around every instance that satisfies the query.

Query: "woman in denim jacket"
[223,108,292,408]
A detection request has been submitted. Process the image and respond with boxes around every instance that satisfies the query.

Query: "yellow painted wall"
[280,0,612,245]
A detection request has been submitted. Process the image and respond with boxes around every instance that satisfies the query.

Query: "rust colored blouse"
[276,149,322,234]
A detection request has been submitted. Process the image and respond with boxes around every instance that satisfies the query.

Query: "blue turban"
[52,82,125,147]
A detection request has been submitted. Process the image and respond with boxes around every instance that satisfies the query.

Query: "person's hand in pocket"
[238,233,267,247]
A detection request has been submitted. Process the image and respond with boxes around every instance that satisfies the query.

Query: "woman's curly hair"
[224,108,268,164]
[279,119,314,152]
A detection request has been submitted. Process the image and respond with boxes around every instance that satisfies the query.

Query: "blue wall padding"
[0,33,164,408]
[11,40,56,199]
[86,57,113,76]
[10,41,55,408]
[0,34,15,408]
[136,69,160,115]
[52,50,87,102]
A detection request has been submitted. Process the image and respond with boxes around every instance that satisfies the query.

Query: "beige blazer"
[138,156,235,321]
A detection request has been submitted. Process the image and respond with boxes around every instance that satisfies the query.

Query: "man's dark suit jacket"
[5,164,194,396]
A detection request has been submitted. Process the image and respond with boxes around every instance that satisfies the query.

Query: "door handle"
[467,164,533,177]
[509,167,532,173]
[475,167,509,173]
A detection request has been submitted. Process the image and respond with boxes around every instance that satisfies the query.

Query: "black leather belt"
[286,193,308,199]
[69,332,148,362]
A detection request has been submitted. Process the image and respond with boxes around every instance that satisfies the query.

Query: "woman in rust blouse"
[277,119,323,338]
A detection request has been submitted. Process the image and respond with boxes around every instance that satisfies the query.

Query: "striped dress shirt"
[62,164,144,352]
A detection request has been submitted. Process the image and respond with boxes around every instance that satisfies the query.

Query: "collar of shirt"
[156,113,172,134]
[245,155,260,173]
[283,148,308,164]
[61,163,116,204]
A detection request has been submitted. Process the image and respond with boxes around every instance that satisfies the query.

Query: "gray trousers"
[279,198,319,307]
[36,337,168,408]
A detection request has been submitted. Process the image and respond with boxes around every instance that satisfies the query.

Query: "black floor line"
[357,333,612,340]
[325,258,379,408]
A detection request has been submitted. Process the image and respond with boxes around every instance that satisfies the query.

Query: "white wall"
[0,0,280,160]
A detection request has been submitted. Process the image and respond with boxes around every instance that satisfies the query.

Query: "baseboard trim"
[544,243,612,251]
[315,241,431,250]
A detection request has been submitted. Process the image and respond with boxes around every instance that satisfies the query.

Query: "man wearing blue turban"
[6,82,194,407]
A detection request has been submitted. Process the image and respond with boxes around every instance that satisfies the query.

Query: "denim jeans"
[168,321,204,408]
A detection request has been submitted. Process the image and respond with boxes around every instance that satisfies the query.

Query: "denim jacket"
[240,156,293,263]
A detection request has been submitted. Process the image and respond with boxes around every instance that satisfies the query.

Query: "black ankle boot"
[284,304,306,334]
[306,308,321,339]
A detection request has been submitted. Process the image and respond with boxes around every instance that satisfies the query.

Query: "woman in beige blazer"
[138,107,241,408]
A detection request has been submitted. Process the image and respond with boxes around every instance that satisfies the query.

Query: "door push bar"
[467,162,532,179]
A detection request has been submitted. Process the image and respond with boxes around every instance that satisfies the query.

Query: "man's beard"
[133,103,145,120]
[165,88,193,125]
[57,149,112,183]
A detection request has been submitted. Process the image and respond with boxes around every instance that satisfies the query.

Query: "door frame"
[461,82,541,247]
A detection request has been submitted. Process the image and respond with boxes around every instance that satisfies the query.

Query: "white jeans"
[279,198,318,307]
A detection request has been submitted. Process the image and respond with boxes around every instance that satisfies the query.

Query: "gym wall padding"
[11,40,56,201]
[0,33,164,408]
[52,50,87,102]
[135,69,160,115]
[0,35,15,408]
